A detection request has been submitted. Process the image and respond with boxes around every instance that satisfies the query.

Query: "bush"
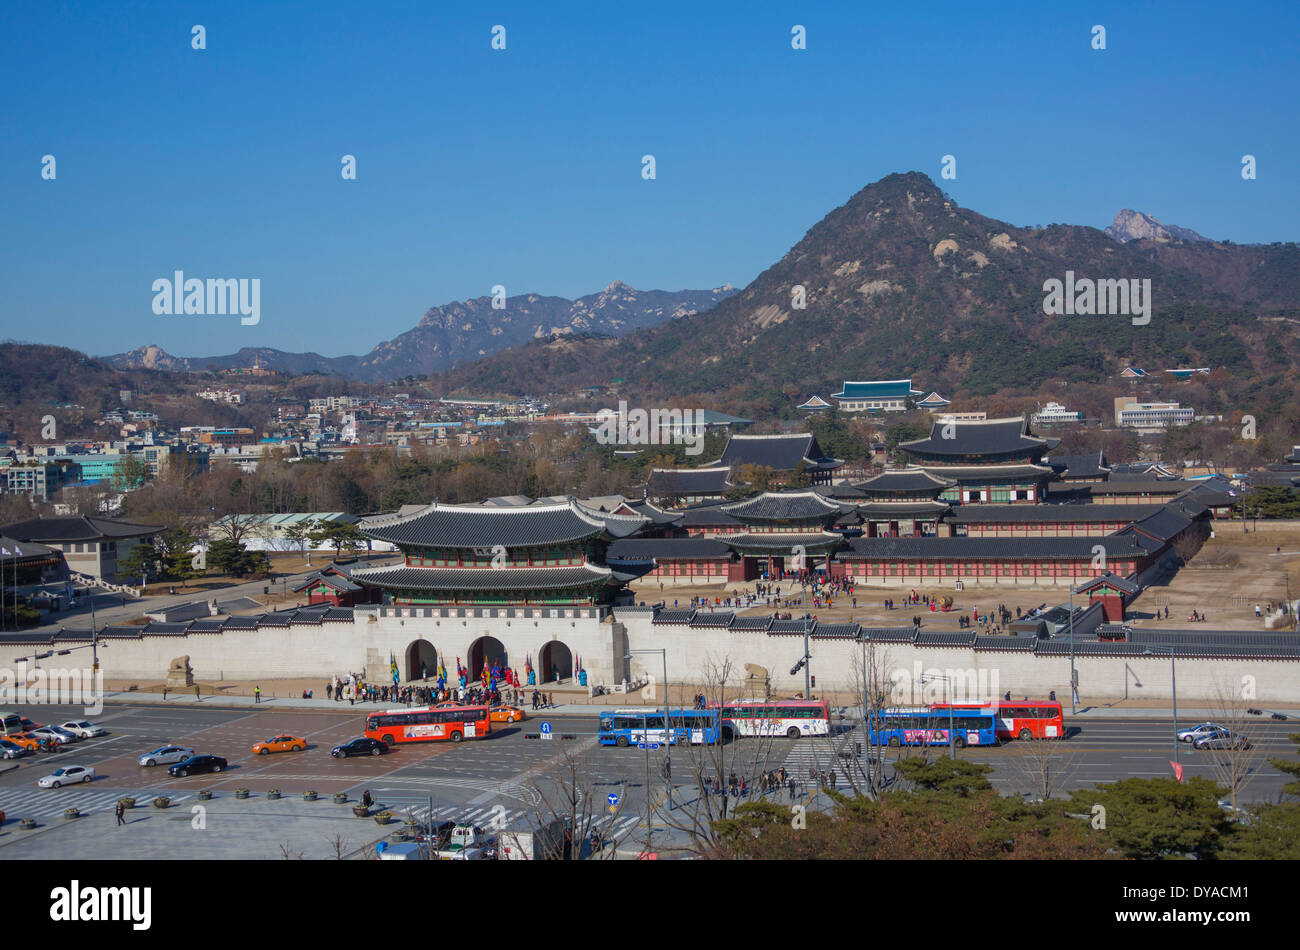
[152,797,170,809]
[234,788,250,799]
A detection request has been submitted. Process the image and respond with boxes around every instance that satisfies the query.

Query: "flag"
[1171,761,1184,782]
[389,652,399,685]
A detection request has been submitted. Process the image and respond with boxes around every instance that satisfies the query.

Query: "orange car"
[251,734,307,754]
[6,733,44,752]
[489,706,526,724]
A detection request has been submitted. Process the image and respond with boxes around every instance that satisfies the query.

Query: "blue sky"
[2,1,1297,359]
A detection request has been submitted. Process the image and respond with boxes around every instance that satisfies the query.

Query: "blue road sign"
[608,793,620,807]
[637,742,646,749]
[540,722,552,734]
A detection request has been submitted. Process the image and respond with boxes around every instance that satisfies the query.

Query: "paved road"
[3,704,1296,858]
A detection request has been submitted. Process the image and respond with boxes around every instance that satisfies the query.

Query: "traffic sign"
[540,721,553,740]
[637,742,646,749]
[649,743,660,750]
[607,793,620,807]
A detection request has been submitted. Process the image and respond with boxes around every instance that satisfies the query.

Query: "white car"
[1177,722,1226,743]
[61,720,107,738]
[138,745,195,767]
[30,726,77,745]
[37,765,95,788]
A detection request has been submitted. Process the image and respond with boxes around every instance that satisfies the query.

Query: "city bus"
[931,701,1065,740]
[364,705,491,745]
[717,699,831,741]
[1,711,24,736]
[598,708,721,746]
[868,707,998,748]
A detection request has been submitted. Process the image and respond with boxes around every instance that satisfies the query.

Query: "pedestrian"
[326,683,333,701]
[254,685,261,704]
[194,685,200,701]
[116,799,126,826]
[788,778,796,801]
[162,685,168,701]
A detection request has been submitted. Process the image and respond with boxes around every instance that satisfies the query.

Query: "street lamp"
[1146,645,1178,765]
[918,671,956,760]
[1068,581,1078,715]
[626,647,670,852]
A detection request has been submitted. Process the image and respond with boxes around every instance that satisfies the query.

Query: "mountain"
[107,282,737,382]
[1105,209,1210,244]
[435,172,1300,420]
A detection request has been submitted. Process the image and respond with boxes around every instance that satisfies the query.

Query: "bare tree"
[279,841,304,860]
[522,740,623,860]
[658,655,793,859]
[1009,734,1079,803]
[1202,680,1268,812]
[211,511,261,546]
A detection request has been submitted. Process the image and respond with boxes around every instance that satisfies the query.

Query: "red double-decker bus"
[931,701,1064,740]
[364,705,490,745]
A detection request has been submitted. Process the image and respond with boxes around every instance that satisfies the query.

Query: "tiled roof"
[728,615,773,631]
[857,501,952,518]
[945,504,1162,524]
[899,417,1056,459]
[607,538,733,560]
[918,464,1056,481]
[1045,452,1111,479]
[843,535,1155,560]
[359,498,646,547]
[717,433,842,472]
[350,563,614,591]
[832,379,915,400]
[676,503,742,527]
[854,468,956,493]
[0,515,163,542]
[646,467,731,496]
[973,635,1037,652]
[1073,573,1141,597]
[724,532,845,552]
[721,491,842,521]
[652,609,697,625]
[691,611,735,627]
[916,631,976,647]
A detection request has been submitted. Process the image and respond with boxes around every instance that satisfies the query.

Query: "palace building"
[350,498,649,608]
[898,416,1059,503]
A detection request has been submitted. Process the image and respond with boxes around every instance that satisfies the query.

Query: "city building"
[0,515,162,582]
[1031,402,1083,427]
[1114,398,1195,429]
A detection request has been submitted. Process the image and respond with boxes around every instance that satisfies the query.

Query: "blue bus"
[598,708,721,747]
[868,707,998,748]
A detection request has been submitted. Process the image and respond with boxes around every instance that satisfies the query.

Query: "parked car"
[18,717,40,732]
[60,720,107,738]
[1177,722,1226,743]
[251,735,306,755]
[30,726,77,745]
[331,737,386,758]
[0,738,27,759]
[138,746,196,767]
[37,765,95,788]
[5,733,42,752]
[168,755,227,777]
[1194,731,1252,751]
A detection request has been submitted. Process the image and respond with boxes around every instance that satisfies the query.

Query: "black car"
[168,754,228,777]
[331,737,387,758]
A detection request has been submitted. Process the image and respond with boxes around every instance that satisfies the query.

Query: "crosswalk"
[0,787,193,822]
[371,795,643,844]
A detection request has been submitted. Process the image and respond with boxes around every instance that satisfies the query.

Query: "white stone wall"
[30,607,1300,704]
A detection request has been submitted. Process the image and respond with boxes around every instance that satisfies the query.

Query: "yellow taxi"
[251,734,307,755]
[489,706,526,724]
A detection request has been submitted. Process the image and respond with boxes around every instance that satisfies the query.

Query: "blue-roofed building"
[830,379,922,412]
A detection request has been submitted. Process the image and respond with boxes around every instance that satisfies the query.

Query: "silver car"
[138,745,196,767]
[37,765,95,788]
[1176,722,1225,743]
[61,720,107,738]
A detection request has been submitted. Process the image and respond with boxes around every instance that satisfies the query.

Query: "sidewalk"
[96,690,1296,722]
[100,690,605,717]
